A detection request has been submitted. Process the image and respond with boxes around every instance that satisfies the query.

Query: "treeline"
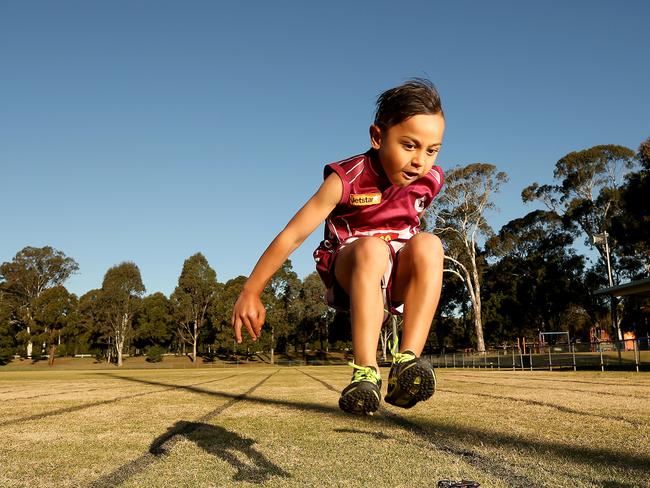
[429,138,650,351]
[0,249,335,366]
[1,138,648,364]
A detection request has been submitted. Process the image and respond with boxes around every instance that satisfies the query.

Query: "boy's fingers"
[232,318,243,343]
[242,315,258,342]
[254,310,265,337]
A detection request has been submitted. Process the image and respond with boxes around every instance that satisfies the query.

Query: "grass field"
[0,366,648,487]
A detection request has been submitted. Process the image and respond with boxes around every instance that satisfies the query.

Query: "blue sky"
[2,1,649,297]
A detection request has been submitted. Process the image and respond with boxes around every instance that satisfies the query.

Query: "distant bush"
[146,346,166,363]
[333,341,352,351]
[31,352,43,362]
[0,347,14,365]
[201,351,217,363]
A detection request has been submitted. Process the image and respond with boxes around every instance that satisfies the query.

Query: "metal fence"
[428,338,650,373]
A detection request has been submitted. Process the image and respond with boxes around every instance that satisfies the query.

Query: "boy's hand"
[231,290,266,343]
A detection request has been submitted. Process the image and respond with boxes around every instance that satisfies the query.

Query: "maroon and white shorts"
[313,237,406,315]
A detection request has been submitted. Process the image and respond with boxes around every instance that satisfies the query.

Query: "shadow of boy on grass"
[149,421,290,483]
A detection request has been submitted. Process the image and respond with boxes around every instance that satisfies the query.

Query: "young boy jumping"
[232,79,445,414]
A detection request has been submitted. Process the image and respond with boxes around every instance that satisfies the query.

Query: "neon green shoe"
[338,363,382,414]
[384,338,436,409]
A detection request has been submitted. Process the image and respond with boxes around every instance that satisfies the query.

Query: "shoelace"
[348,362,381,385]
[389,335,416,364]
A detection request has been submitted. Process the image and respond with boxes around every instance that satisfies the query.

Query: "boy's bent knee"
[334,237,391,290]
[351,237,391,265]
[343,237,391,275]
[405,233,444,265]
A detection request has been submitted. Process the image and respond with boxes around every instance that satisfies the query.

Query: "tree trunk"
[470,265,485,353]
[470,314,485,351]
[48,344,57,366]
[193,329,198,364]
[26,325,33,358]
[325,322,329,352]
[270,325,274,365]
[461,243,486,353]
[116,339,124,367]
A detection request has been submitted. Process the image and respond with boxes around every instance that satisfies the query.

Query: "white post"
[572,344,576,372]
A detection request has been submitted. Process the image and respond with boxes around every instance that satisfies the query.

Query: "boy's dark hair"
[374,78,444,131]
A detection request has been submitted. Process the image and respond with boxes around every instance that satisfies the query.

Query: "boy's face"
[370,113,445,187]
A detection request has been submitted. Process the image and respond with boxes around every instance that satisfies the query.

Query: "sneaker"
[384,338,436,409]
[338,363,382,415]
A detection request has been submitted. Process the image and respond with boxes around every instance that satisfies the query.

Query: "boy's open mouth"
[402,171,419,180]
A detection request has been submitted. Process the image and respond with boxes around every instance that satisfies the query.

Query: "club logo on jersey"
[375,233,399,242]
[350,193,382,206]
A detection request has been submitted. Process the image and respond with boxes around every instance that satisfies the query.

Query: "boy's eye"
[427,148,439,156]
[403,143,415,150]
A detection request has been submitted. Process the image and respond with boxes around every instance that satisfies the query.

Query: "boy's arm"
[231,172,342,343]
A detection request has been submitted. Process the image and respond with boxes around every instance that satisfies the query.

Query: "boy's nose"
[411,153,425,168]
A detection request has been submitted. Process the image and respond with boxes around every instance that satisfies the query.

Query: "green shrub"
[0,347,15,365]
[146,345,166,363]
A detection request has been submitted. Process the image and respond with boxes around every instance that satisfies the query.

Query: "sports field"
[1,366,648,488]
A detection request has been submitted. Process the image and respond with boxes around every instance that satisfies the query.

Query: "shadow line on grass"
[4,384,135,401]
[438,388,644,427]
[446,372,650,388]
[334,427,393,440]
[0,374,240,428]
[442,377,648,399]
[88,371,282,488]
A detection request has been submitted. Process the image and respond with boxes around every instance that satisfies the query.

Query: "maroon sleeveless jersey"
[313,149,444,288]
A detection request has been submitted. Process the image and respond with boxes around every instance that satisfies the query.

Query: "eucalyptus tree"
[294,272,331,355]
[0,246,78,358]
[611,137,650,274]
[262,260,300,361]
[211,276,245,353]
[77,288,110,359]
[485,210,587,341]
[426,163,508,352]
[101,262,145,367]
[171,253,218,363]
[522,145,637,280]
[32,285,78,365]
[133,292,175,351]
[0,284,18,364]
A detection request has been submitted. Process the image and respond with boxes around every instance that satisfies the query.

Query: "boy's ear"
[369,124,382,150]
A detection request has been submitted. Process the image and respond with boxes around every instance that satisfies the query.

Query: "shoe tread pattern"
[386,358,436,409]
[339,382,380,415]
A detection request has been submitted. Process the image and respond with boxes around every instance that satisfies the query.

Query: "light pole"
[592,232,622,341]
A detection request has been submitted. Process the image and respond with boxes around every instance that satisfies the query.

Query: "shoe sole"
[339,385,380,415]
[386,361,436,408]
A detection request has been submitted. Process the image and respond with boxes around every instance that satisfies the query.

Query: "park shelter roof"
[595,277,650,297]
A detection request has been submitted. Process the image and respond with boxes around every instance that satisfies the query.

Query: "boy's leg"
[392,232,444,354]
[333,237,390,413]
[334,237,391,369]
[386,232,444,408]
